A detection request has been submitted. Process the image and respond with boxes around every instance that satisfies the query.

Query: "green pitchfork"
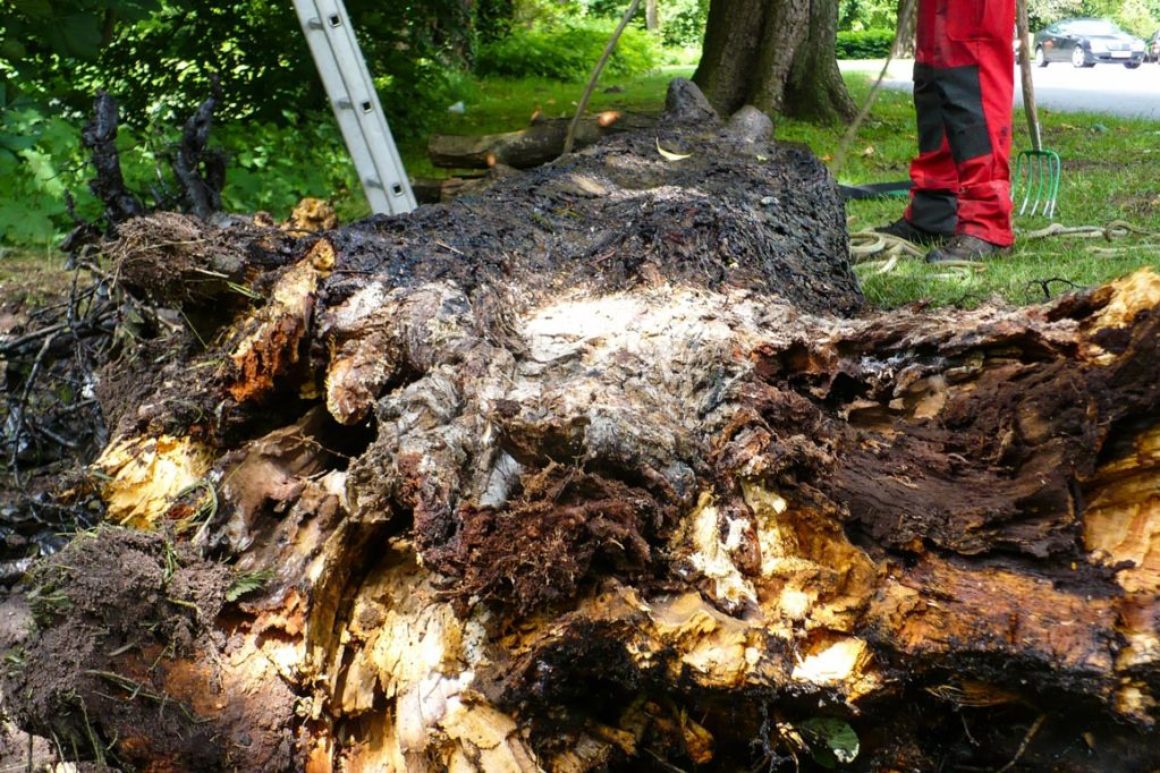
[1013,0,1061,218]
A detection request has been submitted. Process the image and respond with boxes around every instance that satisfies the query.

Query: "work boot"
[925,234,1009,263]
[874,217,951,247]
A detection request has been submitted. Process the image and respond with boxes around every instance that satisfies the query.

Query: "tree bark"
[781,0,858,122]
[693,0,855,121]
[2,80,1159,772]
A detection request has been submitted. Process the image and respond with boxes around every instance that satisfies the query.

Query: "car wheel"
[1071,46,1088,67]
[1035,46,1048,67]
[1125,61,1142,69]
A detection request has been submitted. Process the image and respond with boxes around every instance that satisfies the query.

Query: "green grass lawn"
[414,66,1160,309]
[781,76,1160,308]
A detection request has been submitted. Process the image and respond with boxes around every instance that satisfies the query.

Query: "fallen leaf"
[656,138,693,161]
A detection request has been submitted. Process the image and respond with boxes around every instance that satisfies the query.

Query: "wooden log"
[428,111,655,169]
[3,79,1159,772]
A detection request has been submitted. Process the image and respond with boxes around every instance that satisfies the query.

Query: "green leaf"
[0,132,39,153]
[0,39,28,61]
[226,568,275,602]
[111,0,163,23]
[11,0,54,20]
[799,718,860,768]
[46,14,104,60]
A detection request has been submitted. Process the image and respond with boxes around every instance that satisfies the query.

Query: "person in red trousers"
[878,0,1017,262]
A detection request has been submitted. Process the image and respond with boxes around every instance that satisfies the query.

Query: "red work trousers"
[904,0,1016,246]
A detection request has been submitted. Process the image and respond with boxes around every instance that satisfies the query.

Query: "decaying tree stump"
[2,80,1159,771]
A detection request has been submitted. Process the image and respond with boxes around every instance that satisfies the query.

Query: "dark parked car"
[1034,18,1147,69]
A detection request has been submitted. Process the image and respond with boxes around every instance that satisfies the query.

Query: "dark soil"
[0,527,295,771]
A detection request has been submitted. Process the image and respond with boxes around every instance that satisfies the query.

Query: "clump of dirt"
[0,526,244,769]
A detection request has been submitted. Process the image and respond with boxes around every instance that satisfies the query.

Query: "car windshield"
[1066,20,1122,35]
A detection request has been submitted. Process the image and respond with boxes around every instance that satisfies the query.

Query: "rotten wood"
[2,79,1159,772]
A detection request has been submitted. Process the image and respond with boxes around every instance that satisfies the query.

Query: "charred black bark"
[81,92,145,226]
[173,76,226,220]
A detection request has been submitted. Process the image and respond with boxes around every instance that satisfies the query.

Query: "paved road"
[841,58,1160,119]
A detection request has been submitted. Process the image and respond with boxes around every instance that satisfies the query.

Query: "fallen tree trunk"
[2,80,1159,772]
[428,111,655,169]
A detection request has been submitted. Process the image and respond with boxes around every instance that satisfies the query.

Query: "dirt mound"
[0,526,294,770]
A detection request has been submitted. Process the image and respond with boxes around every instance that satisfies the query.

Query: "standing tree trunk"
[781,0,858,122]
[693,0,855,121]
[645,0,659,31]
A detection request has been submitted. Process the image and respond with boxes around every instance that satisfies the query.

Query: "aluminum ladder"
[291,0,417,215]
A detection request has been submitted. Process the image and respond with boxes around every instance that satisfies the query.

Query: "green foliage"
[475,21,660,81]
[798,718,860,769]
[839,0,899,31]
[582,0,708,47]
[1113,0,1159,34]
[0,104,96,245]
[3,0,476,133]
[4,0,159,62]
[215,112,364,222]
[658,0,710,47]
[226,568,275,602]
[836,29,897,59]
[1026,0,1160,29]
[375,62,476,142]
[0,101,368,246]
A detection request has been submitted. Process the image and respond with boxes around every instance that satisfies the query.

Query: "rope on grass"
[849,218,1159,275]
[1021,219,1157,241]
[1021,219,1160,259]
[848,230,984,278]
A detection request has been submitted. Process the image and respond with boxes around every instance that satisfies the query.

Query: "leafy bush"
[0,104,94,245]
[839,0,901,31]
[3,0,476,137]
[375,62,475,142]
[1114,0,1159,35]
[836,29,896,59]
[0,102,366,247]
[475,21,660,81]
[580,0,707,47]
[660,0,710,48]
[214,113,364,222]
